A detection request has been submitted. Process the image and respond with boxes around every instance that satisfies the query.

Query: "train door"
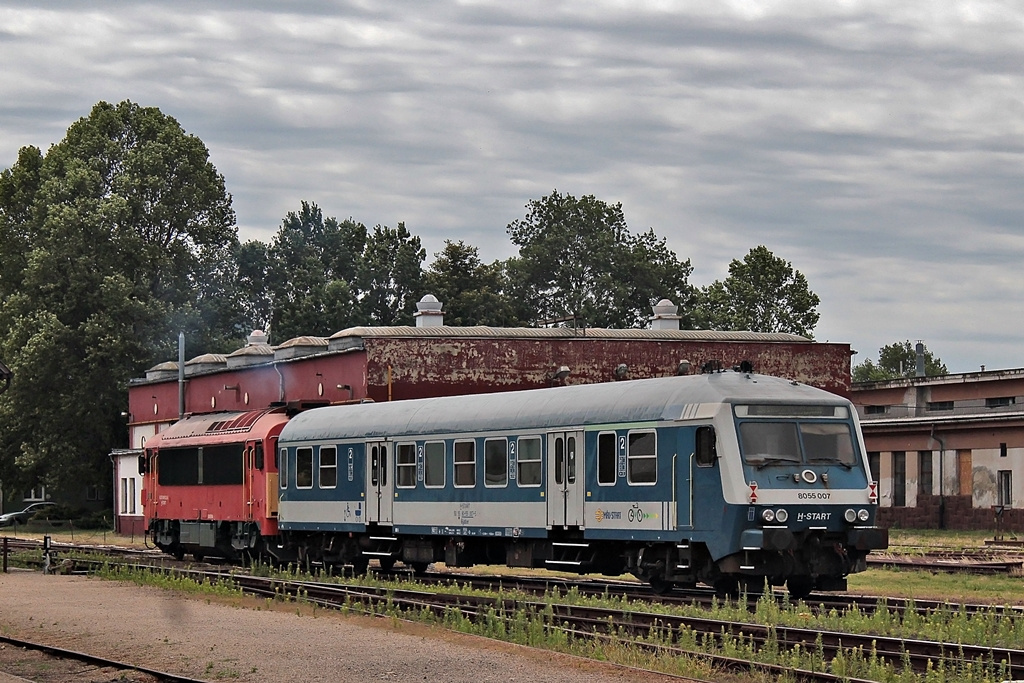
[546,431,585,528]
[366,440,393,524]
[243,440,257,521]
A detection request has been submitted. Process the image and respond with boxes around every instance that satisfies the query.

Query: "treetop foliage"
[852,341,948,382]
[0,101,829,501]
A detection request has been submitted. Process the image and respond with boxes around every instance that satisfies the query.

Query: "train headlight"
[775,508,789,523]
[857,508,870,522]
[844,508,857,523]
[761,509,775,523]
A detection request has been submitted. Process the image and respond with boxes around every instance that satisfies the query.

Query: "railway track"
[0,634,212,682]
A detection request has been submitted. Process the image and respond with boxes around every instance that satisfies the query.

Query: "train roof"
[280,372,849,443]
[148,408,289,446]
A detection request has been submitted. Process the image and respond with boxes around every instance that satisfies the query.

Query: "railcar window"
[597,432,616,485]
[695,426,717,467]
[320,446,337,488]
[202,445,245,485]
[157,447,200,486]
[296,447,313,488]
[567,436,577,484]
[517,437,541,486]
[554,437,564,485]
[397,443,417,488]
[800,423,857,466]
[279,448,287,488]
[424,441,445,488]
[454,441,476,487]
[485,439,508,487]
[739,422,801,465]
[627,431,657,484]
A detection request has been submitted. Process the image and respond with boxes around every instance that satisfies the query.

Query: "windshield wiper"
[753,457,799,470]
[807,457,853,470]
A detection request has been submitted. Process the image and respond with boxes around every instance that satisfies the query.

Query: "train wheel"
[192,552,205,562]
[648,576,673,595]
[787,576,814,600]
[172,547,185,561]
[350,557,369,576]
[377,557,396,572]
[410,562,430,576]
[713,577,740,600]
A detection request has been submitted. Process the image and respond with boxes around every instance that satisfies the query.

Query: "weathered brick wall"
[878,495,1024,534]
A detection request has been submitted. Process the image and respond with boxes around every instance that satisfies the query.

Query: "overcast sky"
[2,1,1022,374]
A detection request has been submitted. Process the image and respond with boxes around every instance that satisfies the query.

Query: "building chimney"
[650,299,682,330]
[915,341,926,377]
[414,294,445,327]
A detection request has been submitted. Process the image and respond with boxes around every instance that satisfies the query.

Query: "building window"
[597,432,617,484]
[424,442,445,488]
[998,471,1012,507]
[319,446,337,489]
[927,401,954,412]
[396,443,416,488]
[23,487,46,502]
[868,452,880,483]
[454,441,476,487]
[864,405,887,415]
[484,439,508,487]
[918,451,932,496]
[627,431,657,485]
[516,437,542,487]
[1001,443,1008,458]
[892,451,906,506]
[987,397,1015,408]
[296,447,313,489]
[120,478,129,514]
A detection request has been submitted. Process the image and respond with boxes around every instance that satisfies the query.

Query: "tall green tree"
[422,241,526,326]
[852,341,948,382]
[259,201,365,342]
[360,222,425,326]
[505,190,694,328]
[696,245,820,337]
[0,100,240,499]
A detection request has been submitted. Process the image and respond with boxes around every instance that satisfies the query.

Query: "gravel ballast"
[0,571,685,682]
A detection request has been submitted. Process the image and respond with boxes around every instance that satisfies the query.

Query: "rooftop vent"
[650,299,682,330]
[415,294,444,327]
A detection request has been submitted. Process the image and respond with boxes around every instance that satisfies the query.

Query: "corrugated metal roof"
[281,372,845,443]
[150,408,284,441]
[328,325,809,343]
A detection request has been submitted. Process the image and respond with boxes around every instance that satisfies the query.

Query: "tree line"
[0,100,824,500]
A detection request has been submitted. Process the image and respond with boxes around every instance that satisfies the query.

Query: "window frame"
[279,448,287,489]
[319,446,338,489]
[695,426,717,467]
[597,431,617,485]
[454,440,476,488]
[296,446,314,489]
[626,430,657,485]
[516,436,542,487]
[484,438,509,488]
[424,441,446,488]
[396,442,417,489]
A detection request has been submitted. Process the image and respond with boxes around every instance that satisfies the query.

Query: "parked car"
[0,502,58,527]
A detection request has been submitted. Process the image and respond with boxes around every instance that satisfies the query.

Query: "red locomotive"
[141,408,289,561]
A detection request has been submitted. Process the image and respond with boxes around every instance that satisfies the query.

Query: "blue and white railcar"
[276,370,887,596]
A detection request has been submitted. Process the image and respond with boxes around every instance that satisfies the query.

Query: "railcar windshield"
[735,404,858,469]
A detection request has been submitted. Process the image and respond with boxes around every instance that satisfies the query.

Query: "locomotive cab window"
[424,441,445,488]
[485,438,508,487]
[517,437,541,486]
[627,431,657,485]
[319,446,337,489]
[296,447,313,488]
[397,443,417,488]
[454,440,476,487]
[695,426,717,467]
